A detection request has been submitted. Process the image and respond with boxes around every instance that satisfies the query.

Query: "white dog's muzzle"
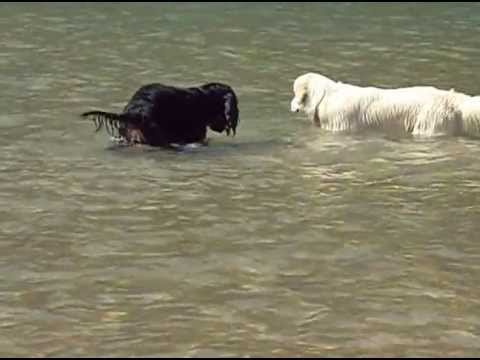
[290,99,300,113]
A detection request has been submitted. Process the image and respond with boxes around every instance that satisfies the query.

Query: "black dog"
[81,82,239,147]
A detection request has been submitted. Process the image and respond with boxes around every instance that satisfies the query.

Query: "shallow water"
[1,2,480,357]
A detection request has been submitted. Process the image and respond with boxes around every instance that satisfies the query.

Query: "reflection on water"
[1,2,480,357]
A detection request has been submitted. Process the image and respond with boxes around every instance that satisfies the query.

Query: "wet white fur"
[290,72,480,137]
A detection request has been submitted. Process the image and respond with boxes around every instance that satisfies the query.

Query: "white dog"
[290,72,480,137]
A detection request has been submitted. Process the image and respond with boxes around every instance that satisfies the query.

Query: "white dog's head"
[290,72,337,121]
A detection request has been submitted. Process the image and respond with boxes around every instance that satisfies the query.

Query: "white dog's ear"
[307,88,326,125]
[315,88,327,106]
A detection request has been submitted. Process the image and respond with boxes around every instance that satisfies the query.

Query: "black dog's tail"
[81,110,127,136]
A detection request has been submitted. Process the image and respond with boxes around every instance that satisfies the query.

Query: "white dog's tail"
[458,96,480,135]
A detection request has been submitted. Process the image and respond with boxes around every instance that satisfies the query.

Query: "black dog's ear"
[223,92,239,136]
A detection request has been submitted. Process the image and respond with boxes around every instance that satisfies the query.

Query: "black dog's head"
[200,83,239,136]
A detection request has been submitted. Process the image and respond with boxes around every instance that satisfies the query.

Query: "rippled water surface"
[1,3,480,357]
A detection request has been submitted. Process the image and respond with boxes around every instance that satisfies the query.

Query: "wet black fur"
[81,82,239,147]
